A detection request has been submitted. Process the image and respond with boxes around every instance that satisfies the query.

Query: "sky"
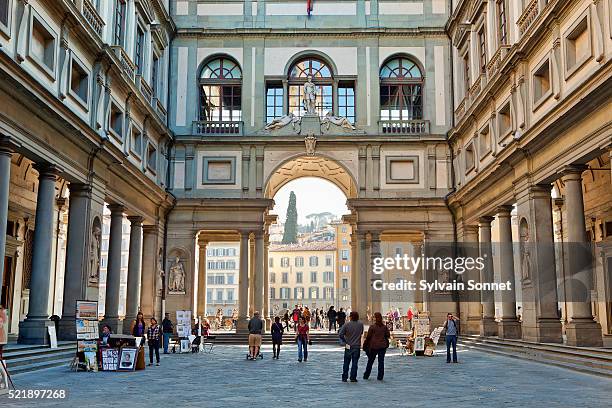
[271,177,350,225]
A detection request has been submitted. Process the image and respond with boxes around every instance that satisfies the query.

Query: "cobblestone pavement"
[2,343,611,408]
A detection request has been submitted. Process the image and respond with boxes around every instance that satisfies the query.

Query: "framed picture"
[180,339,190,353]
[84,352,98,372]
[101,349,119,371]
[415,336,425,351]
[117,348,138,371]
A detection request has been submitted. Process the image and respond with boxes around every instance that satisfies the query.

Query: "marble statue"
[302,75,317,115]
[88,223,101,284]
[321,111,356,131]
[264,112,300,131]
[168,256,186,294]
[520,226,531,281]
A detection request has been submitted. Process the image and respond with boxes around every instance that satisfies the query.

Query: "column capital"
[559,165,587,181]
[496,205,514,217]
[478,216,495,226]
[369,231,381,241]
[0,134,20,153]
[528,183,553,197]
[68,182,92,197]
[142,224,159,235]
[33,163,61,179]
[127,215,144,225]
[107,203,126,215]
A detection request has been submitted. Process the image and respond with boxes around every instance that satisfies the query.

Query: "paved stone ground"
[2,343,611,407]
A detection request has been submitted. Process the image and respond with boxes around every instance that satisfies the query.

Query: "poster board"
[48,326,58,349]
[76,300,99,340]
[0,308,8,345]
[415,336,425,351]
[413,318,430,337]
[117,348,138,371]
[78,340,98,371]
[176,310,192,338]
[180,339,191,353]
[101,349,119,371]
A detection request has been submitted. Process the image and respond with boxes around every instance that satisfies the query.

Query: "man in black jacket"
[327,306,338,332]
[161,313,174,354]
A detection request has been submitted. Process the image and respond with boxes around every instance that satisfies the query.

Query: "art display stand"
[400,312,441,357]
[0,344,16,394]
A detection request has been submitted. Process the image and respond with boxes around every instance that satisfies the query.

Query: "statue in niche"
[264,112,301,131]
[88,222,102,284]
[321,111,356,131]
[168,256,186,294]
[157,250,164,296]
[519,220,531,282]
[302,75,317,115]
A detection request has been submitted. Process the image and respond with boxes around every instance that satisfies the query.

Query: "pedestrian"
[271,316,284,359]
[314,308,321,329]
[443,313,459,363]
[327,306,337,332]
[283,310,290,331]
[161,312,173,354]
[131,312,146,346]
[292,305,301,331]
[147,317,161,366]
[339,311,364,382]
[295,317,310,362]
[337,307,347,328]
[362,312,390,381]
[248,311,264,360]
[303,306,311,326]
[406,307,414,330]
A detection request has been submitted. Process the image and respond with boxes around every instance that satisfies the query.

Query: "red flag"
[307,0,313,16]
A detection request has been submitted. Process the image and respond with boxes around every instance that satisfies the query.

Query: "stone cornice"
[175,27,448,39]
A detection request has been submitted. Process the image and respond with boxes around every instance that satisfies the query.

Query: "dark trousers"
[446,335,458,362]
[363,348,386,380]
[273,341,281,357]
[329,319,337,331]
[284,321,290,331]
[297,337,308,361]
[342,346,361,381]
[149,341,160,364]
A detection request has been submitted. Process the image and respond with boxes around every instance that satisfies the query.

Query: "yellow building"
[331,222,352,310]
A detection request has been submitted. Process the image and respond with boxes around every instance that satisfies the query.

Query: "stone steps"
[200,331,410,346]
[459,335,612,378]
[2,342,76,376]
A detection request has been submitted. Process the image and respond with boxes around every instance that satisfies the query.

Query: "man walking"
[161,313,174,354]
[443,313,459,363]
[248,311,264,360]
[339,311,364,382]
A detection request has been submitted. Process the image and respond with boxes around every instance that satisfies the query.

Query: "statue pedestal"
[300,114,320,135]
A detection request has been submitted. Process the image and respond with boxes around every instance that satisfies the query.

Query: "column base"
[122,316,137,335]
[236,317,249,334]
[57,316,77,341]
[479,317,498,337]
[565,319,603,347]
[464,316,481,335]
[522,318,562,343]
[18,318,54,345]
[497,319,522,339]
[100,317,123,335]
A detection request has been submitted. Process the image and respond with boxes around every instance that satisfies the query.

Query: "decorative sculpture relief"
[157,249,165,296]
[167,256,186,294]
[304,134,317,156]
[88,219,102,285]
[264,112,301,131]
[519,219,531,282]
[321,111,356,131]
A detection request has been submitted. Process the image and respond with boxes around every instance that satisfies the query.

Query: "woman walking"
[131,312,146,346]
[283,310,290,331]
[363,312,390,380]
[295,317,310,362]
[147,317,161,366]
[271,316,284,359]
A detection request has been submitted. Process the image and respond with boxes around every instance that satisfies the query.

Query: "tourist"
[292,305,301,331]
[363,312,390,381]
[339,311,364,382]
[443,313,459,363]
[248,311,264,360]
[161,313,173,354]
[201,319,211,337]
[283,310,291,331]
[303,306,311,325]
[314,308,322,329]
[295,317,310,362]
[147,317,161,366]
[271,316,284,359]
[132,312,146,345]
[337,307,347,328]
[406,307,414,330]
[327,306,337,332]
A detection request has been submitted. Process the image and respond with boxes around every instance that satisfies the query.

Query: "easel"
[0,344,16,391]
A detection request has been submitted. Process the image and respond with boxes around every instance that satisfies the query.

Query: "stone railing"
[486,45,511,78]
[193,120,243,135]
[518,0,539,35]
[136,75,153,104]
[379,119,429,135]
[469,74,483,100]
[155,98,167,124]
[110,46,136,81]
[454,97,467,123]
[81,0,104,37]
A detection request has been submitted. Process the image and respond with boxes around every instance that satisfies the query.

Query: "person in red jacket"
[362,312,391,381]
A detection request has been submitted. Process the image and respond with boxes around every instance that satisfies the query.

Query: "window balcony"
[518,0,540,35]
[454,97,467,124]
[379,120,429,135]
[136,75,152,104]
[110,45,136,82]
[192,120,243,136]
[154,98,167,124]
[78,0,105,37]
[486,45,511,79]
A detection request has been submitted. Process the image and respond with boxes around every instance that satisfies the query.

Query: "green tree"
[282,191,298,244]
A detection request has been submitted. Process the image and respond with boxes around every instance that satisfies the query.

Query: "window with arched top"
[379,57,423,121]
[199,57,242,122]
[288,57,333,118]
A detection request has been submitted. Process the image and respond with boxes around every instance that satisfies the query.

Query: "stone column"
[101,204,125,334]
[461,225,481,335]
[357,232,369,321]
[350,231,359,313]
[197,238,208,319]
[0,144,12,306]
[58,183,92,340]
[248,234,255,316]
[496,206,521,339]
[237,232,249,333]
[561,167,603,346]
[140,225,159,319]
[479,216,497,336]
[369,232,382,314]
[263,232,270,319]
[18,164,60,344]
[123,216,143,333]
[254,232,264,318]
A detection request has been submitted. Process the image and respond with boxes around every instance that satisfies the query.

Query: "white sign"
[47,326,58,349]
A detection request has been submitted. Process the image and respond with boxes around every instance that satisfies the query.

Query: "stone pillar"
[350,231,359,313]
[248,234,255,316]
[369,231,382,314]
[561,167,603,346]
[101,204,125,334]
[123,216,143,333]
[357,232,369,320]
[18,164,59,344]
[516,185,562,343]
[237,232,250,333]
[58,183,92,340]
[0,145,12,303]
[479,217,497,336]
[140,225,159,319]
[254,232,264,317]
[263,232,270,319]
[496,206,521,339]
[197,239,208,319]
[461,225,481,335]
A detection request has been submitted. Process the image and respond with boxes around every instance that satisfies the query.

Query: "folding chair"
[202,335,215,353]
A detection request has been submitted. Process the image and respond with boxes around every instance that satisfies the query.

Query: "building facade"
[205,242,239,317]
[332,221,352,310]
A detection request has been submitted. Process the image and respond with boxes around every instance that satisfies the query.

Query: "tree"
[282,191,298,244]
